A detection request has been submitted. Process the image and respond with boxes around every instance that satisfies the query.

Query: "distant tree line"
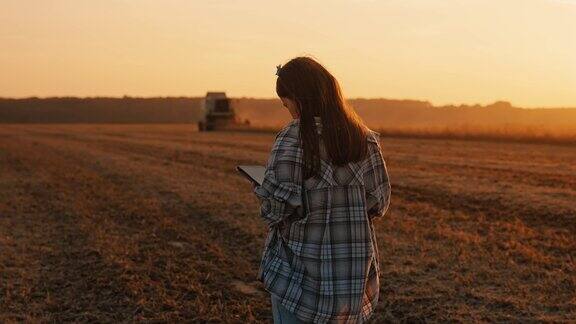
[1,97,575,132]
[0,97,203,123]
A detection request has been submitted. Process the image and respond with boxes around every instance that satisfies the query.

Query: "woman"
[253,56,391,323]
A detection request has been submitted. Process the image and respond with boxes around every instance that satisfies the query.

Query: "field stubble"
[0,124,574,322]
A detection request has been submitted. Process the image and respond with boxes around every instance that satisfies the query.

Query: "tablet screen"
[236,165,266,186]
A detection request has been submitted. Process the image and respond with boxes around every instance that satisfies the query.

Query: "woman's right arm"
[252,122,303,227]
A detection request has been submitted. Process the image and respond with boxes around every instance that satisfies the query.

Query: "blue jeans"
[271,294,307,323]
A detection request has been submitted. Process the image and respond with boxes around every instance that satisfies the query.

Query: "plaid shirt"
[254,117,391,323]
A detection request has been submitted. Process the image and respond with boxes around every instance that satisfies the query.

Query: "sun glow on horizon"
[0,0,575,108]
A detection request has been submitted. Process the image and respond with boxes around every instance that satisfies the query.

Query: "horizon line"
[0,95,575,110]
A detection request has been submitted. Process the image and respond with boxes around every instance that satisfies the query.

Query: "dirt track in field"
[0,124,574,322]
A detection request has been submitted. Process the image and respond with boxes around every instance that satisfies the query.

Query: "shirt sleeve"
[253,123,303,227]
[364,131,392,220]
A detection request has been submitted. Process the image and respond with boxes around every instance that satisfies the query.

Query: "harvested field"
[0,124,574,322]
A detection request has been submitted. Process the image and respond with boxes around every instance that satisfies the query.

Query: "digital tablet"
[236,165,266,186]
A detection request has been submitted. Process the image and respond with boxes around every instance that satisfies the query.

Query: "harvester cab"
[198,92,237,131]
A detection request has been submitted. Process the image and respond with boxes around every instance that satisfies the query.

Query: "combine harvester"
[197,92,250,131]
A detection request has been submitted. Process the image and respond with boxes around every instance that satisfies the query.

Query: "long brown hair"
[276,56,370,180]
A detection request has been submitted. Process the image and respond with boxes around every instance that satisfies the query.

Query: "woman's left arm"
[252,124,303,227]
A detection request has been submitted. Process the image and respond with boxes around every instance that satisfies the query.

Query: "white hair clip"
[276,64,282,76]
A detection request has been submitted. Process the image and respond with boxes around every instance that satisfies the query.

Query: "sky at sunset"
[1,0,575,107]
